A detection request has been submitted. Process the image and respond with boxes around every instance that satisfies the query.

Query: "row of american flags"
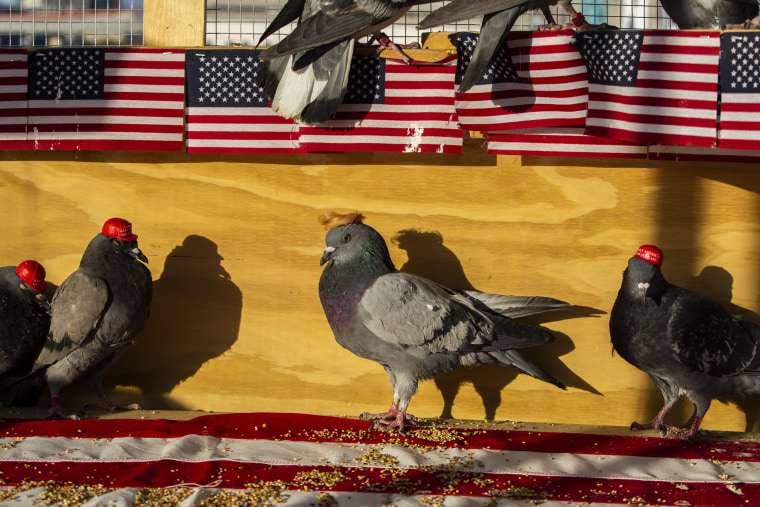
[0,30,759,160]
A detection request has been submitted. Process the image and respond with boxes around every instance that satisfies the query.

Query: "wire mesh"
[0,0,144,48]
[205,0,678,48]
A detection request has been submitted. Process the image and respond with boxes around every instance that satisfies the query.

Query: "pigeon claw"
[360,409,416,434]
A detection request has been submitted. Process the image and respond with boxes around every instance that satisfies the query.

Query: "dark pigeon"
[610,245,760,439]
[34,218,152,419]
[255,0,433,124]
[418,0,599,93]
[658,0,758,28]
[0,261,50,404]
[318,213,566,433]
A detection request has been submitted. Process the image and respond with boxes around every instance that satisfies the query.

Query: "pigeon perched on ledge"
[418,0,600,93]
[318,212,567,433]
[0,261,50,388]
[34,218,152,419]
[609,245,760,439]
[255,0,433,124]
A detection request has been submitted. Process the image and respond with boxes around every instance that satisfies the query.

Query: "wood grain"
[2,142,760,432]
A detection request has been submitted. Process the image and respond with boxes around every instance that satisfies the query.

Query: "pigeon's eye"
[344,234,351,243]
[19,282,28,290]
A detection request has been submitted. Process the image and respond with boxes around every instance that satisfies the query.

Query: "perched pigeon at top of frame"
[318,211,567,433]
[33,217,152,419]
[0,260,50,393]
[658,0,758,28]
[255,0,435,124]
[418,0,602,94]
[609,244,760,439]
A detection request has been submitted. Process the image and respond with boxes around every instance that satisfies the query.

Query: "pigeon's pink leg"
[371,33,419,65]
[361,400,416,434]
[630,403,672,432]
[46,395,82,420]
[665,415,703,440]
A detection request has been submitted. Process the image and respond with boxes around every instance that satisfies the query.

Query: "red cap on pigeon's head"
[16,260,48,292]
[102,218,138,242]
[635,245,663,267]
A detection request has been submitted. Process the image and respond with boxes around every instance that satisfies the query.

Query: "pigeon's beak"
[320,246,336,266]
[637,282,649,298]
[132,247,149,264]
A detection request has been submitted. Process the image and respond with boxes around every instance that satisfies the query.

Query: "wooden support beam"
[143,0,206,47]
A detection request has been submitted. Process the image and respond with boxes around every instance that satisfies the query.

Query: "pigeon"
[418,0,598,93]
[34,218,152,419]
[0,261,50,390]
[609,245,760,439]
[318,212,566,433]
[658,0,758,28]
[255,0,433,124]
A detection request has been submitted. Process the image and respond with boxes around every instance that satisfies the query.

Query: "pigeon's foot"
[46,396,83,420]
[360,408,416,435]
[368,32,419,64]
[630,420,666,432]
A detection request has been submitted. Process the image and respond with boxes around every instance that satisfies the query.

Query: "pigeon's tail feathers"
[256,0,307,47]
[490,349,566,389]
[458,8,524,93]
[298,40,354,124]
[461,290,569,319]
[418,0,528,29]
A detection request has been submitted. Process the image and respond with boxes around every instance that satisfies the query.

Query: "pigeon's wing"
[460,290,569,318]
[261,9,374,59]
[257,0,308,46]
[360,272,553,355]
[668,290,760,376]
[458,7,525,92]
[418,0,531,28]
[717,0,759,26]
[658,0,718,27]
[34,271,108,368]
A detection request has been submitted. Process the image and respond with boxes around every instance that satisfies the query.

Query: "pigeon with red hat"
[610,244,760,439]
[32,217,152,419]
[0,260,51,401]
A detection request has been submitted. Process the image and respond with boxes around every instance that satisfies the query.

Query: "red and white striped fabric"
[487,127,648,158]
[0,49,28,150]
[27,48,185,151]
[0,412,757,505]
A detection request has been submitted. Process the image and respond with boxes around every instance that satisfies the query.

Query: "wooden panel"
[143,0,206,47]
[2,143,760,433]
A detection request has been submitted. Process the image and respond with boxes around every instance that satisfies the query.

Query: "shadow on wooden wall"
[108,235,243,409]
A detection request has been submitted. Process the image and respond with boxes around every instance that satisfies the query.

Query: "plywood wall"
[3,141,760,433]
[2,0,759,432]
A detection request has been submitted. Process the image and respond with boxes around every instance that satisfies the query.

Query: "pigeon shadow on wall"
[393,229,601,421]
[108,235,243,410]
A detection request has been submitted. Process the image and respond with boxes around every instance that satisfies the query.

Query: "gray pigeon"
[34,218,152,419]
[418,0,596,93]
[658,0,758,28]
[0,261,50,390]
[610,245,760,439]
[255,0,433,124]
[318,213,566,433]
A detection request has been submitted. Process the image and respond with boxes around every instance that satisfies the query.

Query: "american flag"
[718,32,760,151]
[298,57,462,154]
[487,127,648,159]
[577,30,720,148]
[449,31,589,132]
[0,50,28,150]
[0,412,758,505]
[27,48,185,151]
[185,49,301,154]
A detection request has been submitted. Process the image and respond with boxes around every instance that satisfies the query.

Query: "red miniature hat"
[102,217,138,241]
[635,245,663,266]
[16,260,48,292]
